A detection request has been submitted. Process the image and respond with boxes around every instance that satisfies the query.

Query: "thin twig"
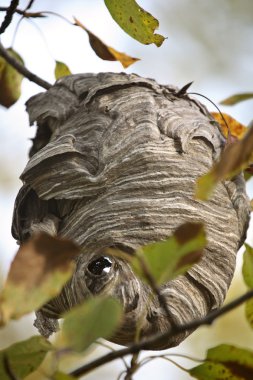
[117,369,127,380]
[0,7,72,24]
[10,0,37,46]
[139,355,189,373]
[95,340,128,370]
[0,7,45,18]
[139,352,203,369]
[25,0,34,10]
[0,41,51,89]
[0,0,19,34]
[10,12,23,47]
[124,353,139,380]
[69,289,253,377]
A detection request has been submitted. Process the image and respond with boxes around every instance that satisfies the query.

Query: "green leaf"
[242,244,253,329]
[190,344,253,380]
[0,336,52,380]
[104,0,165,47]
[196,126,253,200]
[245,298,253,329]
[220,93,253,106]
[52,371,76,380]
[190,361,238,380]
[242,244,253,288]
[54,60,72,80]
[0,47,24,108]
[0,233,80,325]
[62,296,122,352]
[195,172,216,201]
[131,222,206,285]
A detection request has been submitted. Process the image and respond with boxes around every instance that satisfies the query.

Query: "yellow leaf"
[211,112,247,139]
[74,17,139,68]
[55,61,72,80]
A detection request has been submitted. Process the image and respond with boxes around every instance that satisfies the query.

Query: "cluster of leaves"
[1,226,253,379]
[0,222,204,379]
[0,233,122,379]
[196,95,253,201]
[0,0,165,108]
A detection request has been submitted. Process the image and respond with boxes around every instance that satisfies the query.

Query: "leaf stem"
[69,289,253,377]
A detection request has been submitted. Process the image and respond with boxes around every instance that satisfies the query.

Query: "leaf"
[0,47,24,108]
[190,362,238,380]
[211,112,247,140]
[196,126,253,200]
[0,233,80,325]
[54,61,72,80]
[109,223,206,285]
[52,371,76,380]
[220,93,253,106]
[74,17,139,68]
[62,296,122,352]
[190,344,253,380]
[104,0,165,47]
[242,244,253,329]
[245,298,253,329]
[242,244,253,288]
[0,336,52,380]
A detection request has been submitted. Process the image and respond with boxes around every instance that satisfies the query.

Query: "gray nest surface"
[12,73,250,349]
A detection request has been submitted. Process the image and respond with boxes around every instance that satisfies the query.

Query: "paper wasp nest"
[12,73,250,349]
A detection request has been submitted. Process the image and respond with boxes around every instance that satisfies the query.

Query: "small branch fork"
[69,289,253,378]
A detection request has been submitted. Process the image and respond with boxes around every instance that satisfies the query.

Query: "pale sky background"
[0,1,253,379]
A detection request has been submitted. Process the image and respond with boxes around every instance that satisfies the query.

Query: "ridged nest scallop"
[12,73,250,349]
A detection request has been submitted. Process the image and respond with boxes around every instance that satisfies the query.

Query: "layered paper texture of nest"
[12,73,250,349]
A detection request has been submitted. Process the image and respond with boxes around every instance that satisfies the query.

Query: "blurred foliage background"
[0,0,253,379]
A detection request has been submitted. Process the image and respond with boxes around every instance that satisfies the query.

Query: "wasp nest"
[12,73,250,349]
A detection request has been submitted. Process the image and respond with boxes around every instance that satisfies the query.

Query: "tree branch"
[0,7,46,18]
[0,42,52,90]
[0,0,19,35]
[69,289,253,377]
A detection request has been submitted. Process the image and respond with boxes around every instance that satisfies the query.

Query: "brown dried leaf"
[0,233,80,325]
[211,112,247,139]
[74,17,139,68]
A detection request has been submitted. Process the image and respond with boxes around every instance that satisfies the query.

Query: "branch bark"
[0,42,52,90]
[0,0,19,35]
[0,7,46,18]
[70,289,253,377]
